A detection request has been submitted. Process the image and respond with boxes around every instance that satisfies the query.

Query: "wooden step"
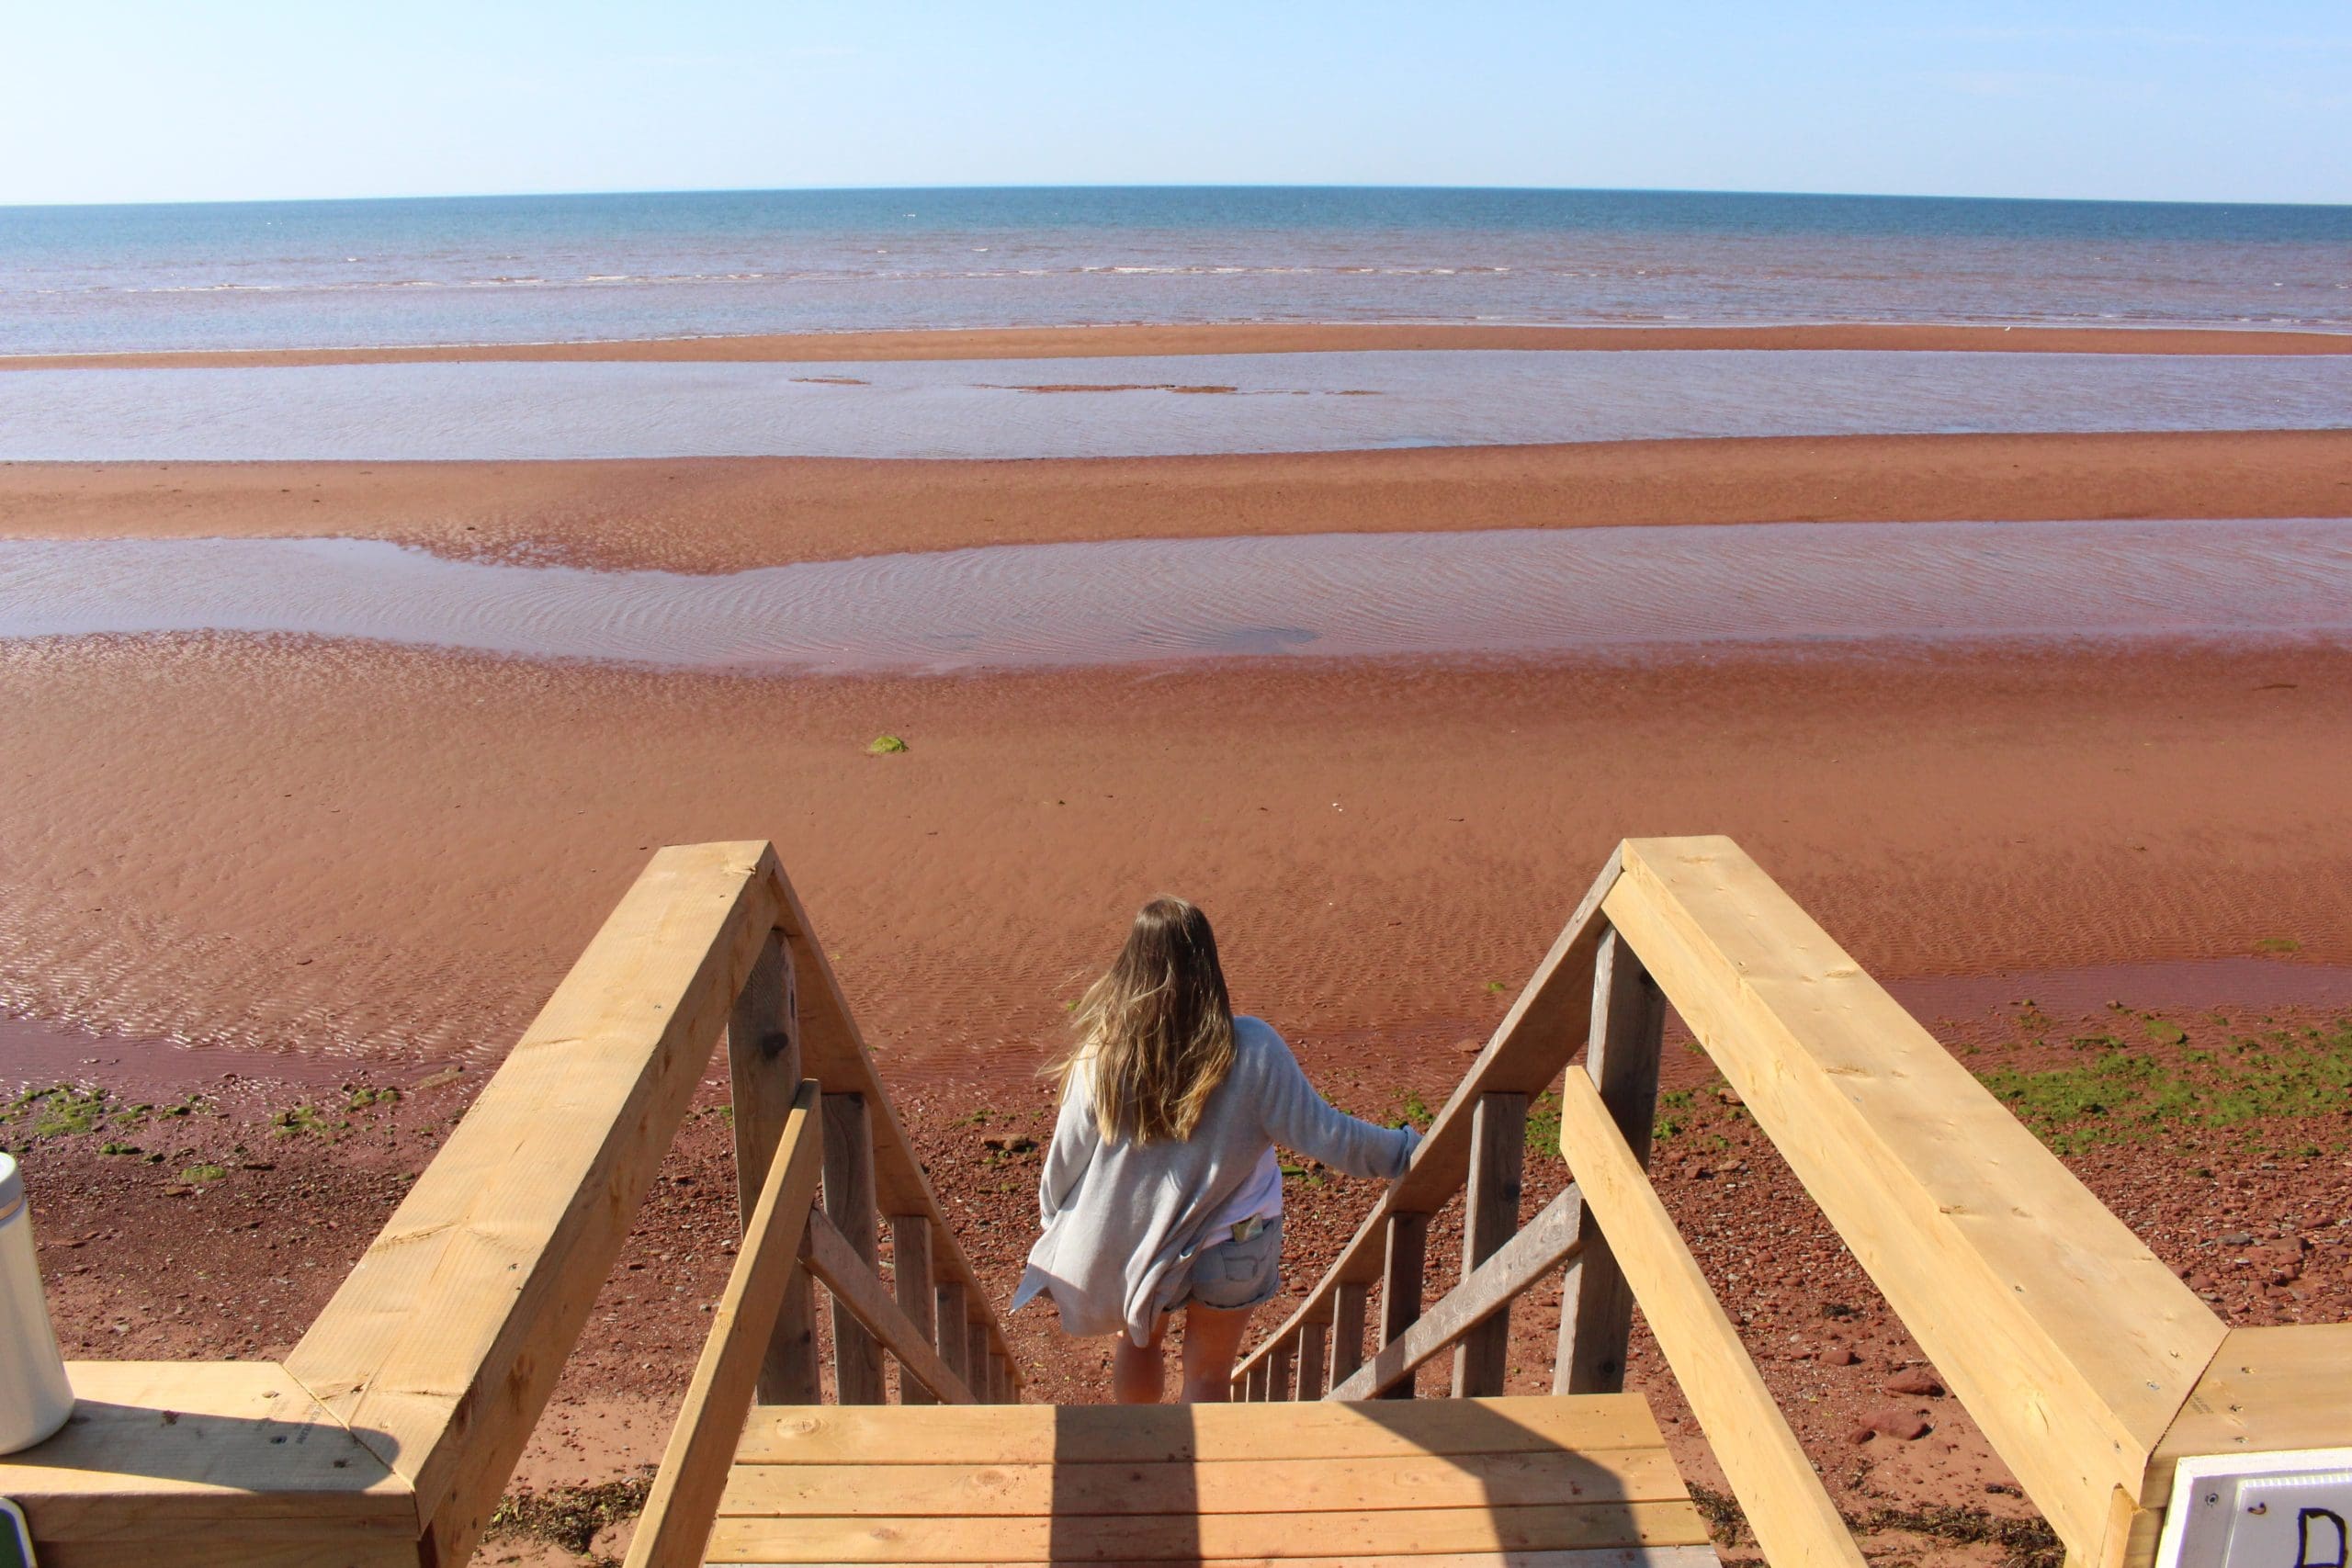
[713,1393,1716,1566]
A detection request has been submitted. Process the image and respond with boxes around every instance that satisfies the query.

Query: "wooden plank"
[800,1211,976,1405]
[720,1445,1690,1517]
[1555,927,1667,1395]
[1602,836,2226,1558]
[706,1498,1708,1562]
[1298,1321,1329,1401]
[1245,1360,1269,1401]
[1234,850,1623,1382]
[989,1350,1012,1404]
[764,869,1015,1383]
[2139,1324,2352,1512]
[889,1214,940,1407]
[1376,1211,1430,1399]
[36,1539,419,1568]
[1454,1090,1528,1397]
[1331,1184,1587,1402]
[729,928,823,1406]
[736,1393,1669,1466]
[1,1361,410,1545]
[820,1092,888,1405]
[627,1080,825,1568]
[703,1560,1723,1568]
[1329,1281,1368,1386]
[286,840,780,1565]
[934,1280,969,1387]
[1269,1339,1297,1401]
[1553,1062,1864,1568]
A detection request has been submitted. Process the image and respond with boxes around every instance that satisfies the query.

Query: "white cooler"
[0,1151,73,1454]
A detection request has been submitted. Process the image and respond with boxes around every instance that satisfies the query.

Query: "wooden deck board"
[716,1395,1709,1566]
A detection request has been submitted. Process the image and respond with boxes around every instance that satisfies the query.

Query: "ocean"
[5,186,2349,356]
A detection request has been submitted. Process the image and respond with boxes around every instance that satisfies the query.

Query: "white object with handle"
[0,1152,74,1454]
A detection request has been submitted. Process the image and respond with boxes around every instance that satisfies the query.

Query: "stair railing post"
[1298,1320,1329,1400]
[1329,1280,1368,1393]
[888,1215,939,1405]
[820,1092,887,1404]
[1453,1090,1528,1397]
[1377,1211,1430,1399]
[966,1319,989,1403]
[726,930,822,1404]
[1553,925,1668,1393]
[934,1280,969,1392]
[1268,1338,1296,1401]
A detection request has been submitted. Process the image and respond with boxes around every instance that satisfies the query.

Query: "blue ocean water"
[4,186,2348,355]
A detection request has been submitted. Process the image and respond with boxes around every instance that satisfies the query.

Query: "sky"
[4,1,2348,208]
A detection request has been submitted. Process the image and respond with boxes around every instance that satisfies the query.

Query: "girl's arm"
[1254,1027,1420,1181]
[1037,1058,1101,1224]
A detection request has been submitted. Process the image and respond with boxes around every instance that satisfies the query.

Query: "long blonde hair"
[1056,896,1237,1145]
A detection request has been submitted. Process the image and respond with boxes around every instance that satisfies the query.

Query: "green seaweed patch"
[487,1472,653,1558]
[2254,936,2302,954]
[178,1163,229,1185]
[270,1104,333,1137]
[345,1085,402,1111]
[1981,1019,2352,1154]
[2143,1018,2188,1047]
[866,734,910,755]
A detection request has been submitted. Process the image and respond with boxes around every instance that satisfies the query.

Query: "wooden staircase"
[11,837,2351,1568]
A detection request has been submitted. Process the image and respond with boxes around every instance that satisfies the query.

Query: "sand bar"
[6,428,2352,572]
[7,321,2351,371]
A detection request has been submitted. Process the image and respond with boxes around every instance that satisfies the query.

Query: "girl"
[1012,897,1420,1403]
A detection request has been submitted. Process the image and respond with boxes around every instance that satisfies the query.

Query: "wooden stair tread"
[711,1394,1715,1564]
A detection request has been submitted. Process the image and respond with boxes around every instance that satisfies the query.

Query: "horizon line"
[7,179,2350,215]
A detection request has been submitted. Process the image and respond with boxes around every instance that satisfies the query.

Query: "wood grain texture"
[1329,1185,1586,1402]
[729,929,822,1405]
[889,1214,940,1407]
[800,1212,975,1405]
[1454,1091,1528,1398]
[1298,1321,1329,1401]
[1,1361,410,1548]
[735,1394,1668,1466]
[821,1092,888,1406]
[1555,929,1667,1396]
[285,840,781,1566]
[1602,836,2226,1558]
[1555,1062,1863,1568]
[705,1499,1708,1562]
[1377,1211,1430,1400]
[720,1446,1689,1517]
[627,1080,826,1568]
[1234,851,1622,1384]
[690,1551,1719,1568]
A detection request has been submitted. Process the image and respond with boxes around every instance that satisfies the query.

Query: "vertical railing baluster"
[820,1093,887,1404]
[889,1215,938,1404]
[1298,1320,1329,1400]
[966,1320,989,1403]
[1453,1091,1528,1396]
[935,1279,969,1394]
[1377,1212,1430,1399]
[1553,926,1668,1393]
[1329,1280,1368,1395]
[1269,1339,1296,1401]
[726,931,821,1404]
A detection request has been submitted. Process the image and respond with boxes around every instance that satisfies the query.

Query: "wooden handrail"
[1231,835,2295,1568]
[800,1212,977,1404]
[1232,848,1623,1385]
[628,1080,827,1568]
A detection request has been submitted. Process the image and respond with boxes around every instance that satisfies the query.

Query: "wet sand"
[7,427,2352,572]
[8,320,2351,371]
[4,635,2346,1067]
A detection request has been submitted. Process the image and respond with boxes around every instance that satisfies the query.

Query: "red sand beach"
[6,354,2350,1561]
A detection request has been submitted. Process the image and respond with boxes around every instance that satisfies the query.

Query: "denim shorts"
[1179,1216,1283,1312]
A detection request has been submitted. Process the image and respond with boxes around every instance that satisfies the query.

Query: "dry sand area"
[6,334,2352,1562]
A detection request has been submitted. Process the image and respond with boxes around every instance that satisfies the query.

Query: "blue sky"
[5,2,2347,207]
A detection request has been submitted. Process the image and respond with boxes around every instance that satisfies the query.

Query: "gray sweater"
[1012,1015,1420,1344]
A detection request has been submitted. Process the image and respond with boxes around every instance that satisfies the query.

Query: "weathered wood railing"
[2,841,1019,1568]
[1231,836,2352,1568]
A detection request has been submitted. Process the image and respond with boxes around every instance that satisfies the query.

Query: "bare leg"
[1177,1303,1257,1403]
[1113,1317,1170,1404]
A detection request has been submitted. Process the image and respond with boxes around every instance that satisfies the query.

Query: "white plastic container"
[0,1151,74,1453]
